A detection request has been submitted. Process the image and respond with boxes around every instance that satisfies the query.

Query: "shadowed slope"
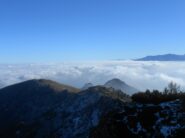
[0,79,131,138]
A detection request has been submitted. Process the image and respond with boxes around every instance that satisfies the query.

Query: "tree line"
[132,82,185,104]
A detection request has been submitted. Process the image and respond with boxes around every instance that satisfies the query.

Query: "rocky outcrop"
[90,100,185,138]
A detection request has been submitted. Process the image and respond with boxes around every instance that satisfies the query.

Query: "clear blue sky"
[0,0,185,62]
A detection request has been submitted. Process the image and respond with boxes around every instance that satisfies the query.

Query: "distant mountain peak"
[104,78,139,95]
[106,78,126,85]
[81,83,94,90]
[136,54,185,61]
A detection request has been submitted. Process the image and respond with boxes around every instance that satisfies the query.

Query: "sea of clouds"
[0,61,185,91]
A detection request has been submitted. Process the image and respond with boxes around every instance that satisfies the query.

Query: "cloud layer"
[0,61,185,91]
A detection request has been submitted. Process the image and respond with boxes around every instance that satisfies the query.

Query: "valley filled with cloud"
[0,61,185,91]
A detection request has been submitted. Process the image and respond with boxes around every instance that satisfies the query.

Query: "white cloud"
[0,61,185,91]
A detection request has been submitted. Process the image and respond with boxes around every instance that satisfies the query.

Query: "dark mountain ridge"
[0,79,130,138]
[136,54,185,61]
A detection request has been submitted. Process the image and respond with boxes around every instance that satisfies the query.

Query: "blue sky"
[0,0,185,62]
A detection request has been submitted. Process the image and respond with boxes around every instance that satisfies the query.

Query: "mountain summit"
[104,78,139,95]
[0,79,130,138]
[81,83,94,90]
[136,54,185,61]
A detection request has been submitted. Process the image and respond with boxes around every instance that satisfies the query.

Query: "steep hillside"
[0,79,131,138]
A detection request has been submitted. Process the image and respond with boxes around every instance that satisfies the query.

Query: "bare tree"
[166,82,181,94]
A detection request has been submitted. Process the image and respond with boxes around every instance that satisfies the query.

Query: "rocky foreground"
[0,79,130,138]
[0,79,185,138]
[90,100,185,138]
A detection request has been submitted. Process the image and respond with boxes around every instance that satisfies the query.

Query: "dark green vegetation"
[132,82,185,104]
